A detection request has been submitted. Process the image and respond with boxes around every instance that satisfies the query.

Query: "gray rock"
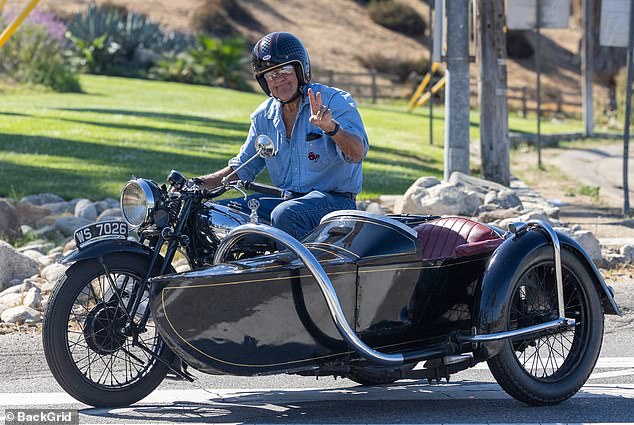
[54,216,92,237]
[15,202,49,226]
[620,244,634,262]
[448,171,508,196]
[23,287,41,310]
[398,181,482,216]
[33,224,62,239]
[484,189,523,209]
[97,208,123,221]
[17,241,56,255]
[95,198,119,214]
[365,202,387,215]
[0,282,23,297]
[41,202,74,215]
[75,199,98,221]
[0,241,40,291]
[0,199,19,239]
[0,293,22,308]
[21,249,44,261]
[41,263,68,284]
[572,230,603,266]
[1,306,41,324]
[19,193,64,206]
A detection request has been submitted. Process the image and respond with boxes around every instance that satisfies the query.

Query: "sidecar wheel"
[42,253,175,407]
[487,247,603,405]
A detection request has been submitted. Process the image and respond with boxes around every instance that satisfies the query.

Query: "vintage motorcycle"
[42,136,620,408]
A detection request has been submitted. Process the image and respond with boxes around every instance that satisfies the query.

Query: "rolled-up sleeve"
[327,91,369,163]
[227,120,266,181]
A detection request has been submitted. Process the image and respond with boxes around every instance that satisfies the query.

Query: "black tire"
[347,363,416,386]
[487,247,604,405]
[42,253,175,407]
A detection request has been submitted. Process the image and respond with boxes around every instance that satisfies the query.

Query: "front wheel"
[42,253,175,407]
[487,247,604,405]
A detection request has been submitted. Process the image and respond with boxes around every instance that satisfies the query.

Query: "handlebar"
[242,181,286,198]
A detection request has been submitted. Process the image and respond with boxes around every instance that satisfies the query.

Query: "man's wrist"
[325,120,340,137]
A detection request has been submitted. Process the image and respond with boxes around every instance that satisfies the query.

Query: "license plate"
[74,221,128,249]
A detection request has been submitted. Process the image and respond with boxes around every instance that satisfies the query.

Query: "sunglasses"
[263,65,294,81]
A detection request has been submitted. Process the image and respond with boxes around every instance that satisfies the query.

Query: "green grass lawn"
[0,75,585,200]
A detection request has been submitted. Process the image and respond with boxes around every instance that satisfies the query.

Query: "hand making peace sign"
[308,88,337,134]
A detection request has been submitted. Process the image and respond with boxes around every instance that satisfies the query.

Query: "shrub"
[66,5,193,77]
[0,12,81,92]
[150,35,251,91]
[368,0,426,36]
[190,0,260,37]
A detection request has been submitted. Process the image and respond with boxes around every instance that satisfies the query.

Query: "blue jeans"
[218,190,357,241]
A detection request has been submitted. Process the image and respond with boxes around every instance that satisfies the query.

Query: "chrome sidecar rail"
[461,219,571,343]
[508,220,565,319]
[214,223,410,366]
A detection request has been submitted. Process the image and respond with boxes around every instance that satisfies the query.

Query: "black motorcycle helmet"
[252,32,311,97]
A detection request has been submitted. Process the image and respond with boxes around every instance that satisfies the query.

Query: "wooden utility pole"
[477,0,510,186]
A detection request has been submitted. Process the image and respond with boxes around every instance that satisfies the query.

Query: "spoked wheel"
[488,247,604,405]
[43,253,174,407]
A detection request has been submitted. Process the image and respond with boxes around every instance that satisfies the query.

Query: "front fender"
[61,239,155,265]
[474,227,620,358]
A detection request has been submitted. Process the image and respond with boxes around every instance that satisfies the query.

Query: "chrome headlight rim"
[120,179,157,228]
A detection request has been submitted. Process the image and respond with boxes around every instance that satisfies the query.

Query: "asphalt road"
[0,278,633,424]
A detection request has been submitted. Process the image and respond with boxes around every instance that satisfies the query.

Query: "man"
[198,32,369,240]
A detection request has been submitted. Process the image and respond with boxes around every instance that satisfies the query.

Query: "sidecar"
[149,210,619,405]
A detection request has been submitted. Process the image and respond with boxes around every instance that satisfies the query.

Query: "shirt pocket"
[305,136,338,172]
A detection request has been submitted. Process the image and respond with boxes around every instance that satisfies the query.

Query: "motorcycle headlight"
[120,179,157,228]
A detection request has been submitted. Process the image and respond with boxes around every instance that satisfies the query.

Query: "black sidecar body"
[149,210,619,382]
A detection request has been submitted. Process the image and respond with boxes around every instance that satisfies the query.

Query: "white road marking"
[2,383,634,408]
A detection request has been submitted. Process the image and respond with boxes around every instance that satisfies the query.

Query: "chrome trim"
[214,223,406,366]
[527,220,565,318]
[320,210,418,239]
[120,179,156,228]
[459,318,575,343]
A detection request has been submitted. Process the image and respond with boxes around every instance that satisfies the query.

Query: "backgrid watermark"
[3,409,78,425]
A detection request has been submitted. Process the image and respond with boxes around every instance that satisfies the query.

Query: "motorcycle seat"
[413,217,503,260]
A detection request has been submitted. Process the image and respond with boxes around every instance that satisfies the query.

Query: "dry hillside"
[36,0,587,99]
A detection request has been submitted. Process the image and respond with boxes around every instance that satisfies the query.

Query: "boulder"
[365,202,388,215]
[1,306,41,324]
[95,198,120,214]
[19,193,64,206]
[448,172,508,197]
[0,241,39,291]
[15,202,49,226]
[97,208,123,221]
[41,201,74,215]
[23,287,41,310]
[620,244,634,263]
[0,281,23,297]
[41,263,68,284]
[572,230,602,266]
[54,216,92,237]
[484,189,523,210]
[75,199,98,221]
[398,181,482,216]
[0,293,22,308]
[0,199,19,240]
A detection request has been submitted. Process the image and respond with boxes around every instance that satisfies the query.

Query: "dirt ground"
[511,143,634,244]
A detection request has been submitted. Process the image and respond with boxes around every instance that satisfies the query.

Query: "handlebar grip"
[243,181,285,198]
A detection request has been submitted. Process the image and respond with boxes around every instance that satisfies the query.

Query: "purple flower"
[2,8,68,45]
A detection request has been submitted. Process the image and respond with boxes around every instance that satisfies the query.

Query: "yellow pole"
[415,75,447,107]
[407,62,440,111]
[0,0,41,49]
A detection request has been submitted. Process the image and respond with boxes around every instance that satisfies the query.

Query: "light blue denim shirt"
[228,83,369,194]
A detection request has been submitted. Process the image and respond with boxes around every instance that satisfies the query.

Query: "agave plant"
[66,5,193,77]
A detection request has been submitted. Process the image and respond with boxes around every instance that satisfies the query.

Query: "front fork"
[98,198,195,379]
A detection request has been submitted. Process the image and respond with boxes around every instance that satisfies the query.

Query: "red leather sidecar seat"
[413,217,503,260]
